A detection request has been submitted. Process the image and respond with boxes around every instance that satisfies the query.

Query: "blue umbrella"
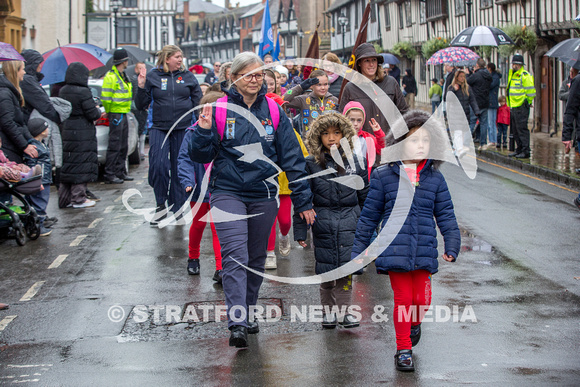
[40,43,112,85]
[381,53,400,65]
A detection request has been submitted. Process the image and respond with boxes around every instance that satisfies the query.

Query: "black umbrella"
[92,46,154,78]
[450,26,515,47]
[545,38,580,70]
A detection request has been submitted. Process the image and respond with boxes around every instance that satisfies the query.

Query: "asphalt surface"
[0,152,579,385]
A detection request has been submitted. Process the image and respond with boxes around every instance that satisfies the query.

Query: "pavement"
[475,130,580,191]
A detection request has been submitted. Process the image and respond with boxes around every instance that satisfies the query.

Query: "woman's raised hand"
[138,67,147,88]
[198,103,213,129]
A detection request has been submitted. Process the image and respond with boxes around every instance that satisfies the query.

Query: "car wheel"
[128,146,141,165]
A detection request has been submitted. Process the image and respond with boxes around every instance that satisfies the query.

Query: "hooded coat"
[467,67,492,109]
[58,62,102,184]
[488,71,502,109]
[0,74,31,163]
[402,69,417,95]
[351,160,460,275]
[294,113,369,275]
[20,49,61,124]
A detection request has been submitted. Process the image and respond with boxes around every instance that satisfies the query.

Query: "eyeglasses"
[234,72,265,82]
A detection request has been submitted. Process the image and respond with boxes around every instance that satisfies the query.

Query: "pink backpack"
[215,95,281,138]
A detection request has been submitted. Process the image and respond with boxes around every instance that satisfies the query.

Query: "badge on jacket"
[302,109,309,117]
[226,118,236,139]
[161,78,168,90]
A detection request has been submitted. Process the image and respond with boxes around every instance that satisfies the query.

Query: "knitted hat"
[342,101,366,122]
[112,48,129,65]
[28,118,49,137]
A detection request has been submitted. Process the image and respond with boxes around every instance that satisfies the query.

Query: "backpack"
[215,95,280,138]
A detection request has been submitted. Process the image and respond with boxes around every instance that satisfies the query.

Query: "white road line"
[48,254,68,269]
[69,235,87,247]
[19,281,45,301]
[104,206,114,214]
[7,365,53,368]
[114,195,123,203]
[13,379,40,383]
[0,315,17,331]
[88,218,103,228]
[136,181,143,185]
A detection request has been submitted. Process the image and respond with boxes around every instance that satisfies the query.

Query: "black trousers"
[104,112,129,179]
[510,104,530,156]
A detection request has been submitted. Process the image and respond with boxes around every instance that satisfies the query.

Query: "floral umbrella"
[426,47,480,67]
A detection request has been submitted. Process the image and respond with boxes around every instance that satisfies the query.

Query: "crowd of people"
[5,41,565,372]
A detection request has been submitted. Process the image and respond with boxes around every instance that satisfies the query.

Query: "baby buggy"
[0,175,42,246]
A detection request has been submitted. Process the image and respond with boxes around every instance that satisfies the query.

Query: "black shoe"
[574,197,580,211]
[85,190,100,201]
[119,175,134,181]
[150,205,167,226]
[247,319,259,334]
[394,350,415,372]
[229,325,248,348]
[44,216,58,228]
[187,259,200,275]
[322,313,337,329]
[514,153,530,158]
[105,177,124,184]
[338,313,360,328]
[212,269,222,284]
[410,323,421,346]
[508,152,519,157]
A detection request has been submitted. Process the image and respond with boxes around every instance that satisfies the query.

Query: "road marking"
[48,254,68,269]
[69,235,87,247]
[114,195,123,203]
[104,205,114,214]
[478,158,578,193]
[0,315,17,331]
[19,281,45,301]
[136,181,143,185]
[88,218,103,228]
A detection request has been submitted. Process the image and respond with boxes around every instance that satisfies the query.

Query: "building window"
[419,1,426,24]
[499,56,508,87]
[481,0,493,8]
[242,18,246,29]
[371,0,377,22]
[426,0,448,21]
[419,56,426,83]
[384,3,391,30]
[123,0,137,7]
[286,34,293,48]
[455,0,465,16]
[117,18,138,44]
[248,18,253,29]
[399,3,404,29]
[405,1,412,27]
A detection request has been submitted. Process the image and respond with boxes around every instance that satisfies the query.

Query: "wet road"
[0,156,579,385]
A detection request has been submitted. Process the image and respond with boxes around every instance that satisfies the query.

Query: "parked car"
[43,80,141,166]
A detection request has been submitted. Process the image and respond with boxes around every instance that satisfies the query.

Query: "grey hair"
[230,52,264,78]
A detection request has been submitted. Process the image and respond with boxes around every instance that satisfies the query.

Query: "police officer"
[507,54,536,158]
[102,48,133,183]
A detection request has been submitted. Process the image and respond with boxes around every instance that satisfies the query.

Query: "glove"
[300,77,319,91]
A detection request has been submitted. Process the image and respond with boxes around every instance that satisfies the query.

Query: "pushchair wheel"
[14,219,26,246]
[26,207,40,240]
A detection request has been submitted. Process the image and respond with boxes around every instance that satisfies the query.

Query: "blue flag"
[259,0,274,58]
[273,32,280,61]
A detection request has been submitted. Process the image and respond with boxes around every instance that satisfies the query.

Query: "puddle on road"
[459,228,494,254]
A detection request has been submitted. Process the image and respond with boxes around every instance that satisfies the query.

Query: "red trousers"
[267,195,292,251]
[388,270,432,350]
[188,202,222,269]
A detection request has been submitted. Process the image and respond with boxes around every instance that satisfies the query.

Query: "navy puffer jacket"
[351,160,460,274]
[188,83,313,212]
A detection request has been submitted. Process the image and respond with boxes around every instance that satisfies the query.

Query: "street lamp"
[338,12,349,63]
[465,0,472,28]
[110,0,123,48]
[298,28,304,58]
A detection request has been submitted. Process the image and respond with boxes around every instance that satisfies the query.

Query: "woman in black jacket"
[58,62,101,209]
[402,69,418,109]
[294,112,369,329]
[0,60,37,163]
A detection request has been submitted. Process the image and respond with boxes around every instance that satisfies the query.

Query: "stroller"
[0,175,42,246]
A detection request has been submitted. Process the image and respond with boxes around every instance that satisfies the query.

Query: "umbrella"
[381,53,400,65]
[40,43,112,85]
[450,26,515,47]
[426,47,480,66]
[545,38,580,70]
[0,42,25,61]
[93,46,153,78]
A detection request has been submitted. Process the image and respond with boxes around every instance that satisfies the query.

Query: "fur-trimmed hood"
[305,112,357,166]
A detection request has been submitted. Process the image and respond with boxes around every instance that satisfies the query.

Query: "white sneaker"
[265,251,277,270]
[278,234,291,257]
[73,200,96,208]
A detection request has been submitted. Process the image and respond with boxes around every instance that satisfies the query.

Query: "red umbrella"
[40,43,112,85]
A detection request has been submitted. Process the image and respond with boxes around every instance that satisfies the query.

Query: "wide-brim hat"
[354,43,384,67]
[112,48,129,65]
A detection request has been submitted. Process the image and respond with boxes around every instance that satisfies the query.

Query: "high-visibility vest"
[507,67,536,108]
[101,66,132,113]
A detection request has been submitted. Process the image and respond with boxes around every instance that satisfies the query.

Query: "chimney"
[184,0,190,22]
[225,0,231,9]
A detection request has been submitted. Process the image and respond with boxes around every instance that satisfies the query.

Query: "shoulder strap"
[265,96,280,130]
[216,95,280,140]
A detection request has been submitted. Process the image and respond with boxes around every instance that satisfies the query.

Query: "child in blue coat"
[351,110,460,372]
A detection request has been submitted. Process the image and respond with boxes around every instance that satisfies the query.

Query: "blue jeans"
[26,187,50,226]
[475,108,489,146]
[431,101,440,113]
[487,108,498,144]
[210,194,278,328]
[497,124,508,147]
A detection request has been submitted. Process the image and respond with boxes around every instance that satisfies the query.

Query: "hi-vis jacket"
[507,67,536,108]
[101,66,132,113]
